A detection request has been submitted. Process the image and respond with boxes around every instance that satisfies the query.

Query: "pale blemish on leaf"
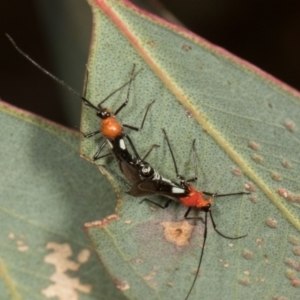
[142,265,159,285]
[283,120,296,132]
[243,270,250,275]
[182,44,192,51]
[291,278,300,287]
[285,258,300,271]
[277,188,300,203]
[273,296,288,300]
[248,141,260,151]
[289,235,300,246]
[84,214,119,228]
[256,277,266,283]
[77,249,91,264]
[16,237,29,252]
[285,269,296,280]
[249,195,258,203]
[160,220,195,247]
[232,168,242,176]
[185,110,193,118]
[285,268,300,287]
[8,232,29,251]
[238,277,251,286]
[252,154,264,163]
[147,40,157,48]
[42,242,92,300]
[281,159,292,168]
[124,220,132,224]
[242,249,254,260]
[271,172,282,181]
[266,218,278,228]
[134,258,143,264]
[113,278,130,291]
[256,238,264,248]
[244,182,256,192]
[293,246,300,256]
[285,258,295,268]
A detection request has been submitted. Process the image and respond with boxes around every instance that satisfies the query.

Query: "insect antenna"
[6,34,142,112]
[183,207,208,300]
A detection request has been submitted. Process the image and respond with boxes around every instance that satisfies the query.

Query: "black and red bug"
[113,129,250,300]
[7,34,158,185]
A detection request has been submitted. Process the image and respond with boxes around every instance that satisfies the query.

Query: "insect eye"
[98,110,110,119]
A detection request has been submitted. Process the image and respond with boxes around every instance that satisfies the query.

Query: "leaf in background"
[0,101,125,300]
[82,0,300,299]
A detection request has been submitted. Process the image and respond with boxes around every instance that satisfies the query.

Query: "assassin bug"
[7,34,157,184]
[129,129,249,300]
[103,129,249,299]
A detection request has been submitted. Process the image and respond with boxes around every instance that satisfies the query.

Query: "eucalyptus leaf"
[82,0,300,299]
[0,101,125,300]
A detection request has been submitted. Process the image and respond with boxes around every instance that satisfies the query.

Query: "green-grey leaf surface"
[82,0,300,299]
[0,101,125,300]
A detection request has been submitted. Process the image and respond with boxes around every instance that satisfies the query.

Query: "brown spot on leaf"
[277,188,300,203]
[291,277,300,287]
[242,249,253,260]
[252,154,263,163]
[284,120,296,132]
[160,220,195,247]
[293,246,300,256]
[281,160,292,168]
[238,277,251,286]
[148,40,157,47]
[285,269,296,280]
[249,195,258,203]
[244,182,256,192]
[271,173,282,181]
[290,236,300,246]
[266,218,278,228]
[114,279,130,291]
[248,141,260,150]
[84,214,118,228]
[232,168,241,176]
[182,44,192,51]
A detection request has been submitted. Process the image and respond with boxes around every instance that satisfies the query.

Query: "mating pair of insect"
[8,35,250,300]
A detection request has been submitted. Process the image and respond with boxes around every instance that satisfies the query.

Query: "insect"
[7,34,157,184]
[123,129,250,300]
[80,63,159,184]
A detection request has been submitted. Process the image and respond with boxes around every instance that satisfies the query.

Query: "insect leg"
[113,64,137,115]
[186,139,198,183]
[100,165,131,189]
[140,198,172,209]
[81,130,101,138]
[123,100,156,132]
[162,128,186,182]
[93,139,110,161]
